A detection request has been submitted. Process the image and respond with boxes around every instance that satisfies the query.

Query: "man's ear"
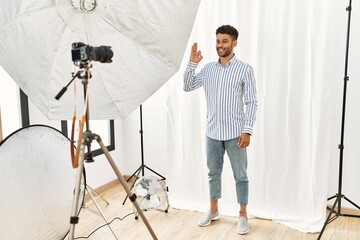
[233,40,238,47]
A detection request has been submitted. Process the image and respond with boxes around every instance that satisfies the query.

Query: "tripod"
[317,0,360,238]
[82,172,118,239]
[56,64,158,240]
[122,104,166,205]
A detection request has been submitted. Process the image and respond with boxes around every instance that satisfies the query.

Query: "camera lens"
[93,46,113,63]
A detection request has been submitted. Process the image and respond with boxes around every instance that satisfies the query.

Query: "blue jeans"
[206,136,249,205]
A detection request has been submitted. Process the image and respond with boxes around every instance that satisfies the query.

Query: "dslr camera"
[71,42,113,63]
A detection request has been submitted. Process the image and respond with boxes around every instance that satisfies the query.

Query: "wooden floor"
[70,182,360,240]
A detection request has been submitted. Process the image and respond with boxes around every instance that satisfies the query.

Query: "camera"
[71,42,113,63]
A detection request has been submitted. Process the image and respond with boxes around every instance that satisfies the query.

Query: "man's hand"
[190,42,203,63]
[237,133,251,148]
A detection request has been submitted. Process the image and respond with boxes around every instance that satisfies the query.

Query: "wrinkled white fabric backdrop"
[165,0,360,232]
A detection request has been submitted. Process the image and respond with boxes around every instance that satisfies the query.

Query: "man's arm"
[243,65,257,134]
[238,65,257,148]
[183,42,205,92]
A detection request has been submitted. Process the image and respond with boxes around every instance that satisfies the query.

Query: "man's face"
[216,33,237,58]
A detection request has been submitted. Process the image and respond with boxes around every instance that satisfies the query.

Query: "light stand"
[56,64,158,240]
[317,1,360,238]
[82,168,118,239]
[122,104,166,205]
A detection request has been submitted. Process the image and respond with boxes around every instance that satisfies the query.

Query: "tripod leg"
[318,196,339,240]
[85,185,110,206]
[86,187,119,239]
[94,134,158,240]
[343,195,360,210]
[145,165,166,180]
[68,138,86,240]
[122,167,142,205]
[126,165,143,183]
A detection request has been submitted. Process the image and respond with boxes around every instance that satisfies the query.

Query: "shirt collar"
[217,53,237,67]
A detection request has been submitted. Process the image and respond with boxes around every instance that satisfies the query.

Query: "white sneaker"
[237,216,249,235]
[198,210,220,227]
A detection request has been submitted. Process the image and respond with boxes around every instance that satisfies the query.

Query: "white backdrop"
[165,0,360,233]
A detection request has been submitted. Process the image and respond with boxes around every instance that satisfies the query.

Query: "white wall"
[0,67,21,138]
[120,82,169,181]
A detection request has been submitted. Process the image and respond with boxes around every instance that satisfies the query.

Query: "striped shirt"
[183,54,257,141]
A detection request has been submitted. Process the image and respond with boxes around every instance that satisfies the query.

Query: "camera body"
[71,42,113,63]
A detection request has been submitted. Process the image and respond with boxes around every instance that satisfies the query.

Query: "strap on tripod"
[70,70,89,168]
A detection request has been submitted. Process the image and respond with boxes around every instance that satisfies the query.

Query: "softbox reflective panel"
[0,0,201,120]
[0,125,82,239]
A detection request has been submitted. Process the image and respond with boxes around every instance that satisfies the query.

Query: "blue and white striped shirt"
[183,54,257,141]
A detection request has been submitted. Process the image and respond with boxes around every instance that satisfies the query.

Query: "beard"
[216,46,233,58]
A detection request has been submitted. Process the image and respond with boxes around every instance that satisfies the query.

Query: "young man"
[183,25,257,235]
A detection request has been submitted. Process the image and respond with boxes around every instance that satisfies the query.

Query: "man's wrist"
[188,61,198,68]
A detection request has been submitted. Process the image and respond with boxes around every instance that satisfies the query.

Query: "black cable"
[61,166,136,239]
[73,212,136,239]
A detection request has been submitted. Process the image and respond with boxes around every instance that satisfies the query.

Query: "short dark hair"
[216,25,239,40]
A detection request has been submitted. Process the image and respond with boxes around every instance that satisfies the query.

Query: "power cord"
[74,212,136,239]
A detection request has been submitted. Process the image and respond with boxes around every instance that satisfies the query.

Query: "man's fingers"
[190,42,202,63]
[237,137,249,148]
[192,42,198,52]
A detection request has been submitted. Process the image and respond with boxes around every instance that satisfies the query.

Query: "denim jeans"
[206,136,249,205]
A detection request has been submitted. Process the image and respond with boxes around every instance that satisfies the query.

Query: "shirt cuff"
[242,126,253,135]
[187,61,198,69]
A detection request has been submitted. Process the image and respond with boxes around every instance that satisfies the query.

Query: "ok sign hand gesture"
[190,42,203,63]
